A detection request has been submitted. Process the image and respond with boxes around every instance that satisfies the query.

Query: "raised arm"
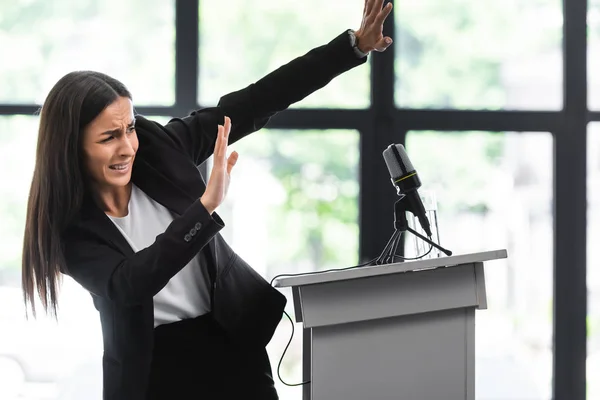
[160,0,393,166]
[220,0,394,137]
[217,31,368,135]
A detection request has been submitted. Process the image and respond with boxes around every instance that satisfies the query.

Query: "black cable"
[276,310,309,387]
[269,256,378,387]
[269,232,436,387]
[269,256,378,287]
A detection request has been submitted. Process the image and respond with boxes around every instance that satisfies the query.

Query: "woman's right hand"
[200,116,238,214]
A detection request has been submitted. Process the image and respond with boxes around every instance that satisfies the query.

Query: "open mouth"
[109,161,131,172]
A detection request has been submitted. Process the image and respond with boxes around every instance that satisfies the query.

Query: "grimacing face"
[81,96,138,190]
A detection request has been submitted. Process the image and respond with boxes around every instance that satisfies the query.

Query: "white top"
[107,184,211,328]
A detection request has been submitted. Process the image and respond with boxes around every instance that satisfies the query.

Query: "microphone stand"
[375,198,452,265]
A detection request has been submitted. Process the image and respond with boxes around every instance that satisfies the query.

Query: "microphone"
[382,144,432,238]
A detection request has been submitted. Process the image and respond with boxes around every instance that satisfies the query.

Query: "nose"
[117,134,136,157]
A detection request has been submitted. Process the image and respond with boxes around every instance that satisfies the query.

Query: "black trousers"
[147,313,279,400]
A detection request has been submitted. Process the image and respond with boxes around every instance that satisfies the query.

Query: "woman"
[21,1,393,398]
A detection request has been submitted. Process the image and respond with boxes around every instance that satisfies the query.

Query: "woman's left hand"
[355,0,393,54]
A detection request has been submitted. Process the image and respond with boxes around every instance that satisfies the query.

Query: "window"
[395,0,562,110]
[0,0,175,106]
[198,0,370,109]
[0,0,590,398]
[589,0,600,110]
[406,131,553,399]
[0,116,38,278]
[587,123,600,400]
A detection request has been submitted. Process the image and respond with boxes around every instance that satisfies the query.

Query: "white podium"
[273,249,507,400]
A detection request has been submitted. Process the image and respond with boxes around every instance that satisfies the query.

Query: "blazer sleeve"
[157,30,368,166]
[62,200,224,305]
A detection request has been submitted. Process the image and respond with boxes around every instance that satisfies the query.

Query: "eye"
[127,126,136,134]
[101,136,114,143]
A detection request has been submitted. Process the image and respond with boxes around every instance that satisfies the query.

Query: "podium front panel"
[311,307,475,400]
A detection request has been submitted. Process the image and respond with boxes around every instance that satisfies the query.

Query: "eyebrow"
[99,118,136,136]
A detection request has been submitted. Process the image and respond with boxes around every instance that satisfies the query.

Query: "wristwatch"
[348,30,368,58]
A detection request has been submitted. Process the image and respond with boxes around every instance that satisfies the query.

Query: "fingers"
[227,151,239,174]
[214,116,232,161]
[364,0,372,15]
[375,2,393,25]
[367,0,384,18]
[223,115,231,138]
[221,116,231,159]
[374,36,393,52]
[362,0,369,16]
[214,124,224,158]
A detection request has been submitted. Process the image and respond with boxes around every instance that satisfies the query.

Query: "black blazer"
[61,31,367,400]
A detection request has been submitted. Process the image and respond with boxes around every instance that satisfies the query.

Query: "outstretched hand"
[200,116,238,214]
[355,0,393,53]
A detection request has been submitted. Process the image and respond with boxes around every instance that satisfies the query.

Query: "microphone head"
[382,144,415,179]
[382,144,421,195]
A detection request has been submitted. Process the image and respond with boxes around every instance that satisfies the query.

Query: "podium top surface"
[272,249,507,288]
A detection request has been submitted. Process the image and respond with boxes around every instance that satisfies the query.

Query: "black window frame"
[0,1,588,398]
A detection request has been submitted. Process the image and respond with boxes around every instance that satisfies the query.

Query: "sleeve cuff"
[347,29,368,59]
[169,199,225,245]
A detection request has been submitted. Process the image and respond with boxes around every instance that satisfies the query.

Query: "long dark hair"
[22,71,131,318]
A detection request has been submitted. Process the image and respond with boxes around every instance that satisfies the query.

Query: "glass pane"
[588,1,600,110]
[587,123,600,399]
[406,131,553,399]
[207,129,359,399]
[0,0,175,106]
[396,0,562,110]
[199,0,369,109]
[0,117,38,279]
[0,116,103,400]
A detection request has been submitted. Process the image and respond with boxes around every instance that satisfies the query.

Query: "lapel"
[79,192,135,257]
[79,157,218,259]
[131,158,198,217]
